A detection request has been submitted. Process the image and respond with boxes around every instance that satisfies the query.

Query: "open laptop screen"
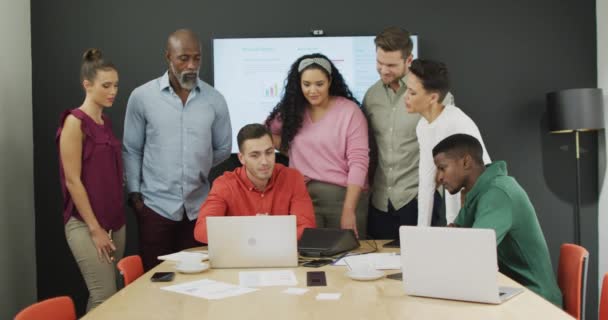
[207,215,298,268]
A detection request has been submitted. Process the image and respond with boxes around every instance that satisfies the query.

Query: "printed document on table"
[161,279,257,300]
[333,253,401,270]
[239,270,298,287]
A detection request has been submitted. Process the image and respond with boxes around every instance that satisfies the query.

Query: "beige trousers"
[65,217,126,311]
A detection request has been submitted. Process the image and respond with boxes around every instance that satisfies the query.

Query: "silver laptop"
[207,215,298,268]
[399,226,523,304]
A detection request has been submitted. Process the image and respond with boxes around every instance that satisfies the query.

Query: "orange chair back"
[117,255,144,286]
[558,243,589,320]
[600,273,608,320]
[15,296,76,320]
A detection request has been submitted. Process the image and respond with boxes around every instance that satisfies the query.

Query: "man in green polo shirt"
[432,133,562,306]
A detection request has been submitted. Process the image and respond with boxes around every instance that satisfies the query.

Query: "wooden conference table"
[84,241,572,320]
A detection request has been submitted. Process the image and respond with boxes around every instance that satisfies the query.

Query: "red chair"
[557,243,589,320]
[600,273,608,320]
[15,296,76,320]
[117,255,144,286]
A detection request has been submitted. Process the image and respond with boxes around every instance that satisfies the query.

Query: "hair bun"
[83,48,103,62]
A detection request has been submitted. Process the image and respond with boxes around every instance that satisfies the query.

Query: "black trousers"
[367,191,443,240]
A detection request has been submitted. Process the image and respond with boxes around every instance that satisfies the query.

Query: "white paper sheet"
[333,253,401,270]
[161,279,257,300]
[158,251,209,262]
[239,270,298,287]
[282,287,309,295]
[316,293,342,300]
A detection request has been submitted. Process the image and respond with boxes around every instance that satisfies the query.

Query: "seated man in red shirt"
[194,123,316,244]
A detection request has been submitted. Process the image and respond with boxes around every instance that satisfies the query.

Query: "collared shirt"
[454,161,562,307]
[362,75,454,212]
[194,164,316,244]
[123,72,232,221]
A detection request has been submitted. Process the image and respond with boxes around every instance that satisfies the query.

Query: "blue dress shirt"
[123,72,232,221]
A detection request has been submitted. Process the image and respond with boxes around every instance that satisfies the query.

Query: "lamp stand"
[574,130,581,245]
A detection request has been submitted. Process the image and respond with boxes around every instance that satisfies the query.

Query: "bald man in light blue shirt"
[123,29,231,270]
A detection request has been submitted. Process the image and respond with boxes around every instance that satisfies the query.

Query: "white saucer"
[176,262,210,274]
[346,270,385,281]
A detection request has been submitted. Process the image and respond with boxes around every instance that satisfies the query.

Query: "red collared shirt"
[194,164,316,243]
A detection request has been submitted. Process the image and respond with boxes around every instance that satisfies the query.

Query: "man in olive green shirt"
[363,27,453,238]
[432,133,562,307]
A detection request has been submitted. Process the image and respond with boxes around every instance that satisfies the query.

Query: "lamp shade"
[546,88,604,133]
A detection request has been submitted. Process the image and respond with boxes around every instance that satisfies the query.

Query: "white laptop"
[207,215,298,268]
[399,226,524,304]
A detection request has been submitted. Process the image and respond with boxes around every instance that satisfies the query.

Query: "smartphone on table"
[150,272,175,282]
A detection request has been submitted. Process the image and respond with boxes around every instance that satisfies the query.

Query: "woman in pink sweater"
[266,53,369,238]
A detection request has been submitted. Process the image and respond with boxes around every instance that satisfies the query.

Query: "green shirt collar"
[465,161,508,202]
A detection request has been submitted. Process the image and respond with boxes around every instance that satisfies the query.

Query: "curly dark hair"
[265,53,359,152]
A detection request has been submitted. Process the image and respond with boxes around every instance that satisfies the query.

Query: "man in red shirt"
[194,123,316,244]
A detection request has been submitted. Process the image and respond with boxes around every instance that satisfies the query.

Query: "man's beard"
[171,63,199,90]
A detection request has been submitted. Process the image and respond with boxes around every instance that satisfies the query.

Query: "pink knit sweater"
[269,97,369,188]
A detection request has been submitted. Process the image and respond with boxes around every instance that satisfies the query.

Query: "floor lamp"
[546,88,604,245]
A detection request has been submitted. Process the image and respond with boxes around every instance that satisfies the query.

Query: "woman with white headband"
[266,53,369,239]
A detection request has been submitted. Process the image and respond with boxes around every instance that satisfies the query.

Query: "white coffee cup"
[178,253,202,269]
[350,261,377,276]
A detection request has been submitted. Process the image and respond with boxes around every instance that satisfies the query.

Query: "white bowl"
[346,270,385,281]
[176,262,210,274]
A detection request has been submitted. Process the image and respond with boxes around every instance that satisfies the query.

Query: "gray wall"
[0,0,37,318]
[30,0,599,317]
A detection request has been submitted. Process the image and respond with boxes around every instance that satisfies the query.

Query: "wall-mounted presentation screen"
[213,35,419,153]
